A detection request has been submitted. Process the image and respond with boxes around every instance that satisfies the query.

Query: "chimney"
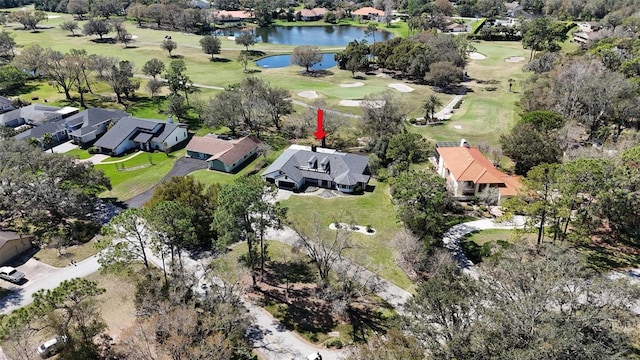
[167,116,174,123]
[460,139,469,147]
[311,145,317,152]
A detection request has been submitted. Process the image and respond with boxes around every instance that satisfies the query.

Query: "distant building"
[0,104,77,128]
[212,10,255,23]
[262,145,370,193]
[186,134,261,173]
[0,96,15,114]
[352,6,385,21]
[296,8,329,21]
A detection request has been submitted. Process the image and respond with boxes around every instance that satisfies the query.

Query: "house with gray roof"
[0,104,78,128]
[0,96,14,114]
[262,145,370,193]
[14,108,129,149]
[94,116,188,156]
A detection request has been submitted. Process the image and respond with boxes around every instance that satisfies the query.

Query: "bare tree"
[292,213,352,283]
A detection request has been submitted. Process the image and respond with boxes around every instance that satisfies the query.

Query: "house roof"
[298,8,329,17]
[263,145,370,186]
[14,121,65,140]
[212,10,254,19]
[0,104,62,126]
[66,108,129,136]
[353,6,385,16]
[0,231,27,249]
[437,146,522,196]
[94,116,185,151]
[187,135,261,166]
[0,96,12,108]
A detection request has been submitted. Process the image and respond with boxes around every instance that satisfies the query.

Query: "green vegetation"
[33,237,102,268]
[469,18,487,34]
[280,180,412,290]
[96,149,186,201]
[64,147,93,159]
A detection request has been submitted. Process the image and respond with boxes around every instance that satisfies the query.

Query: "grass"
[84,271,138,339]
[96,149,186,201]
[64,147,93,159]
[33,237,102,268]
[279,180,412,290]
[411,41,530,147]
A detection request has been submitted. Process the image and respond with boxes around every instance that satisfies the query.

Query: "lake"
[215,25,392,46]
[255,53,338,70]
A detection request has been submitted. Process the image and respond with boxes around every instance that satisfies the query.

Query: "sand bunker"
[376,73,391,78]
[227,36,235,41]
[47,15,61,19]
[469,52,486,60]
[505,56,525,63]
[387,83,414,93]
[339,99,385,108]
[340,82,364,88]
[298,90,319,99]
[453,125,462,129]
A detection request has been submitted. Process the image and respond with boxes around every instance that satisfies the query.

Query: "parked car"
[0,266,25,283]
[37,335,67,359]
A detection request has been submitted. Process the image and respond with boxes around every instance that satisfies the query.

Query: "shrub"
[324,338,343,349]
[88,146,99,154]
[409,118,417,124]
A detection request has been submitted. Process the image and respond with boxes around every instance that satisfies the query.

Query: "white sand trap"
[298,90,319,99]
[47,15,61,19]
[339,99,385,108]
[130,35,139,39]
[227,36,235,41]
[340,82,364,88]
[469,52,486,60]
[505,56,525,63]
[376,73,391,78]
[453,125,462,129]
[388,83,414,92]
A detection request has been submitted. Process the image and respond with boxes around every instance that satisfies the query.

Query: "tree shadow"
[210,57,231,63]
[169,54,184,59]
[91,38,117,44]
[245,69,262,74]
[3,83,40,97]
[242,50,266,57]
[300,70,334,77]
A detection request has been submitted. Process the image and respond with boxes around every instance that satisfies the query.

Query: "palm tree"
[422,95,443,121]
[42,132,55,153]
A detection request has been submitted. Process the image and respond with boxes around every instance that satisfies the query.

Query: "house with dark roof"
[0,96,14,114]
[0,104,78,128]
[14,108,129,148]
[262,145,370,193]
[435,140,522,204]
[94,116,188,156]
[67,108,129,146]
[186,134,261,173]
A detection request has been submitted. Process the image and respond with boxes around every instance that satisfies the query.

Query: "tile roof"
[437,146,522,196]
[213,10,254,19]
[262,145,370,186]
[298,8,329,17]
[353,6,385,16]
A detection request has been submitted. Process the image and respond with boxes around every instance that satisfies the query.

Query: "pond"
[214,25,392,46]
[255,53,337,70]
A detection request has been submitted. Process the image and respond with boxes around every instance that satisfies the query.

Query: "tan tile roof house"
[186,134,261,173]
[352,6,385,19]
[436,140,522,204]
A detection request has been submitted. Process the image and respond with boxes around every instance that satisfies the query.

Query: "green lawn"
[410,41,530,147]
[279,180,412,290]
[96,149,186,201]
[64,148,93,159]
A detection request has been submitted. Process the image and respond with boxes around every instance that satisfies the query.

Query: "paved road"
[124,157,206,208]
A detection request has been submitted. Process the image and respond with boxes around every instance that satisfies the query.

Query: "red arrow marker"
[314,108,327,140]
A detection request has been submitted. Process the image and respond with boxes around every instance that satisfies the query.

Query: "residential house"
[67,108,129,146]
[573,22,601,45]
[296,8,329,21]
[0,96,15,114]
[186,134,261,173]
[0,104,78,128]
[352,6,385,21]
[445,22,468,33]
[435,140,522,204]
[94,116,188,156]
[212,10,255,23]
[0,231,32,265]
[14,108,129,148]
[262,145,370,193]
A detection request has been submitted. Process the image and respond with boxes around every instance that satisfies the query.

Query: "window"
[175,136,178,141]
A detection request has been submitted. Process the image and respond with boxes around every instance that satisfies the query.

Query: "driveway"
[124,157,207,208]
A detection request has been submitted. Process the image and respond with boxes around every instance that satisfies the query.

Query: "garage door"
[278,181,296,189]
